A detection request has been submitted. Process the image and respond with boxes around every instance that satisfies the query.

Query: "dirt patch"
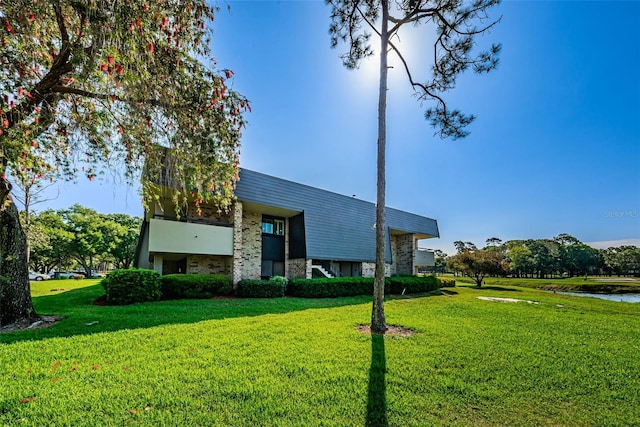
[0,316,64,333]
[356,324,416,337]
[477,296,540,304]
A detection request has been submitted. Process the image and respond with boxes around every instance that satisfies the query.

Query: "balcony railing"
[415,249,435,266]
[148,217,233,256]
[153,214,233,228]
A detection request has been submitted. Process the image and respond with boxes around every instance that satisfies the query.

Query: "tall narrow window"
[274,219,285,236]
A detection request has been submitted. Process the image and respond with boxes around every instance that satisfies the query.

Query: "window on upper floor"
[262,217,284,236]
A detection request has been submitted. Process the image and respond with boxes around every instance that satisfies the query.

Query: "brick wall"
[287,258,308,279]
[362,262,393,278]
[395,234,415,275]
[241,210,262,280]
[197,205,232,223]
[232,202,243,285]
[186,255,232,275]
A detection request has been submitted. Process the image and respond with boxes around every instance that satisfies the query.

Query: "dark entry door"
[261,234,285,279]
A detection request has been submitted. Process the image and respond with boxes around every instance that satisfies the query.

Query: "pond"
[559,292,640,303]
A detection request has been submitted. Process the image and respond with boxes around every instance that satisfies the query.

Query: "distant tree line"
[24,204,142,276]
[425,234,639,285]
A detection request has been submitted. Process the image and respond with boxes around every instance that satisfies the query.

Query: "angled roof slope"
[235,169,439,263]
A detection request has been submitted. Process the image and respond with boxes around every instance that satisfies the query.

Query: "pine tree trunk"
[0,177,38,327]
[371,0,389,334]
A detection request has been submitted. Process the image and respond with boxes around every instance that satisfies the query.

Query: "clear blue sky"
[37,0,640,255]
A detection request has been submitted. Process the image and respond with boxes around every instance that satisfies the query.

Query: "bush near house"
[288,277,382,298]
[237,279,286,298]
[161,274,233,299]
[288,275,445,298]
[388,275,441,294]
[438,278,456,287]
[101,269,161,305]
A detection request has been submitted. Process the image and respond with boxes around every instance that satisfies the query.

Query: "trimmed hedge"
[287,277,379,298]
[237,279,286,298]
[387,275,440,294]
[287,275,442,298]
[161,274,232,299]
[438,278,456,288]
[101,268,161,305]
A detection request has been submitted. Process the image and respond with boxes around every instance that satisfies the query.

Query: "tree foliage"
[448,234,634,280]
[1,0,248,210]
[448,248,505,286]
[28,205,141,274]
[328,0,502,139]
[1,1,246,325]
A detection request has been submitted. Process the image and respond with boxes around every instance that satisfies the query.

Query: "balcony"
[148,217,233,256]
[415,249,435,267]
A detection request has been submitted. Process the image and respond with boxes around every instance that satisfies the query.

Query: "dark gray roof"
[235,169,439,263]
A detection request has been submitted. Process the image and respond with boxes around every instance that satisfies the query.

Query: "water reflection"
[559,292,640,303]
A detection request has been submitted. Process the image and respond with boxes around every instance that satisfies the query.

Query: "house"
[135,169,439,283]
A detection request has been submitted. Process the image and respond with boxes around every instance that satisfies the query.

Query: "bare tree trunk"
[371,0,389,334]
[24,188,31,264]
[0,177,38,327]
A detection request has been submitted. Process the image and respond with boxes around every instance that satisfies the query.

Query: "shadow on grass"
[1,285,451,344]
[459,285,521,292]
[0,285,376,344]
[366,332,387,427]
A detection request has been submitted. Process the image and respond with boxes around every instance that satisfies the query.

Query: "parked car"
[54,271,84,280]
[29,271,50,281]
[72,270,105,278]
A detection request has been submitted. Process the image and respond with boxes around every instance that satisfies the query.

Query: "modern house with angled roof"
[135,169,439,283]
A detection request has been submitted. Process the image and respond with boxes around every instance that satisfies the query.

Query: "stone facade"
[153,198,232,224]
[197,205,232,223]
[186,255,232,275]
[241,209,262,280]
[362,262,393,278]
[287,258,308,279]
[394,234,415,275]
[232,202,243,285]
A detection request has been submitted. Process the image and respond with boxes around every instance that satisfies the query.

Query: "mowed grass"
[1,281,639,426]
[448,274,640,293]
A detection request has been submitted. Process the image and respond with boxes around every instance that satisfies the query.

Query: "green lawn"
[1,280,639,426]
[446,274,640,293]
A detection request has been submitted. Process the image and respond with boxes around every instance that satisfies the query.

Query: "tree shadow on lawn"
[458,285,521,292]
[1,285,447,344]
[366,332,388,427]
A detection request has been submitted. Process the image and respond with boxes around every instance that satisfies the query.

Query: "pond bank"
[536,283,640,294]
[558,292,640,303]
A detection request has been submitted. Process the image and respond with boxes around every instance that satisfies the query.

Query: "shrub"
[387,275,440,294]
[438,278,456,288]
[269,275,288,287]
[101,269,161,305]
[237,279,285,298]
[287,275,443,298]
[287,277,383,298]
[161,274,232,299]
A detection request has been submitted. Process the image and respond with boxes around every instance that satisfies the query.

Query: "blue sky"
[37,0,639,255]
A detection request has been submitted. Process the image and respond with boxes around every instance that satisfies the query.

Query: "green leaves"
[27,205,141,273]
[327,0,501,139]
[1,0,249,214]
